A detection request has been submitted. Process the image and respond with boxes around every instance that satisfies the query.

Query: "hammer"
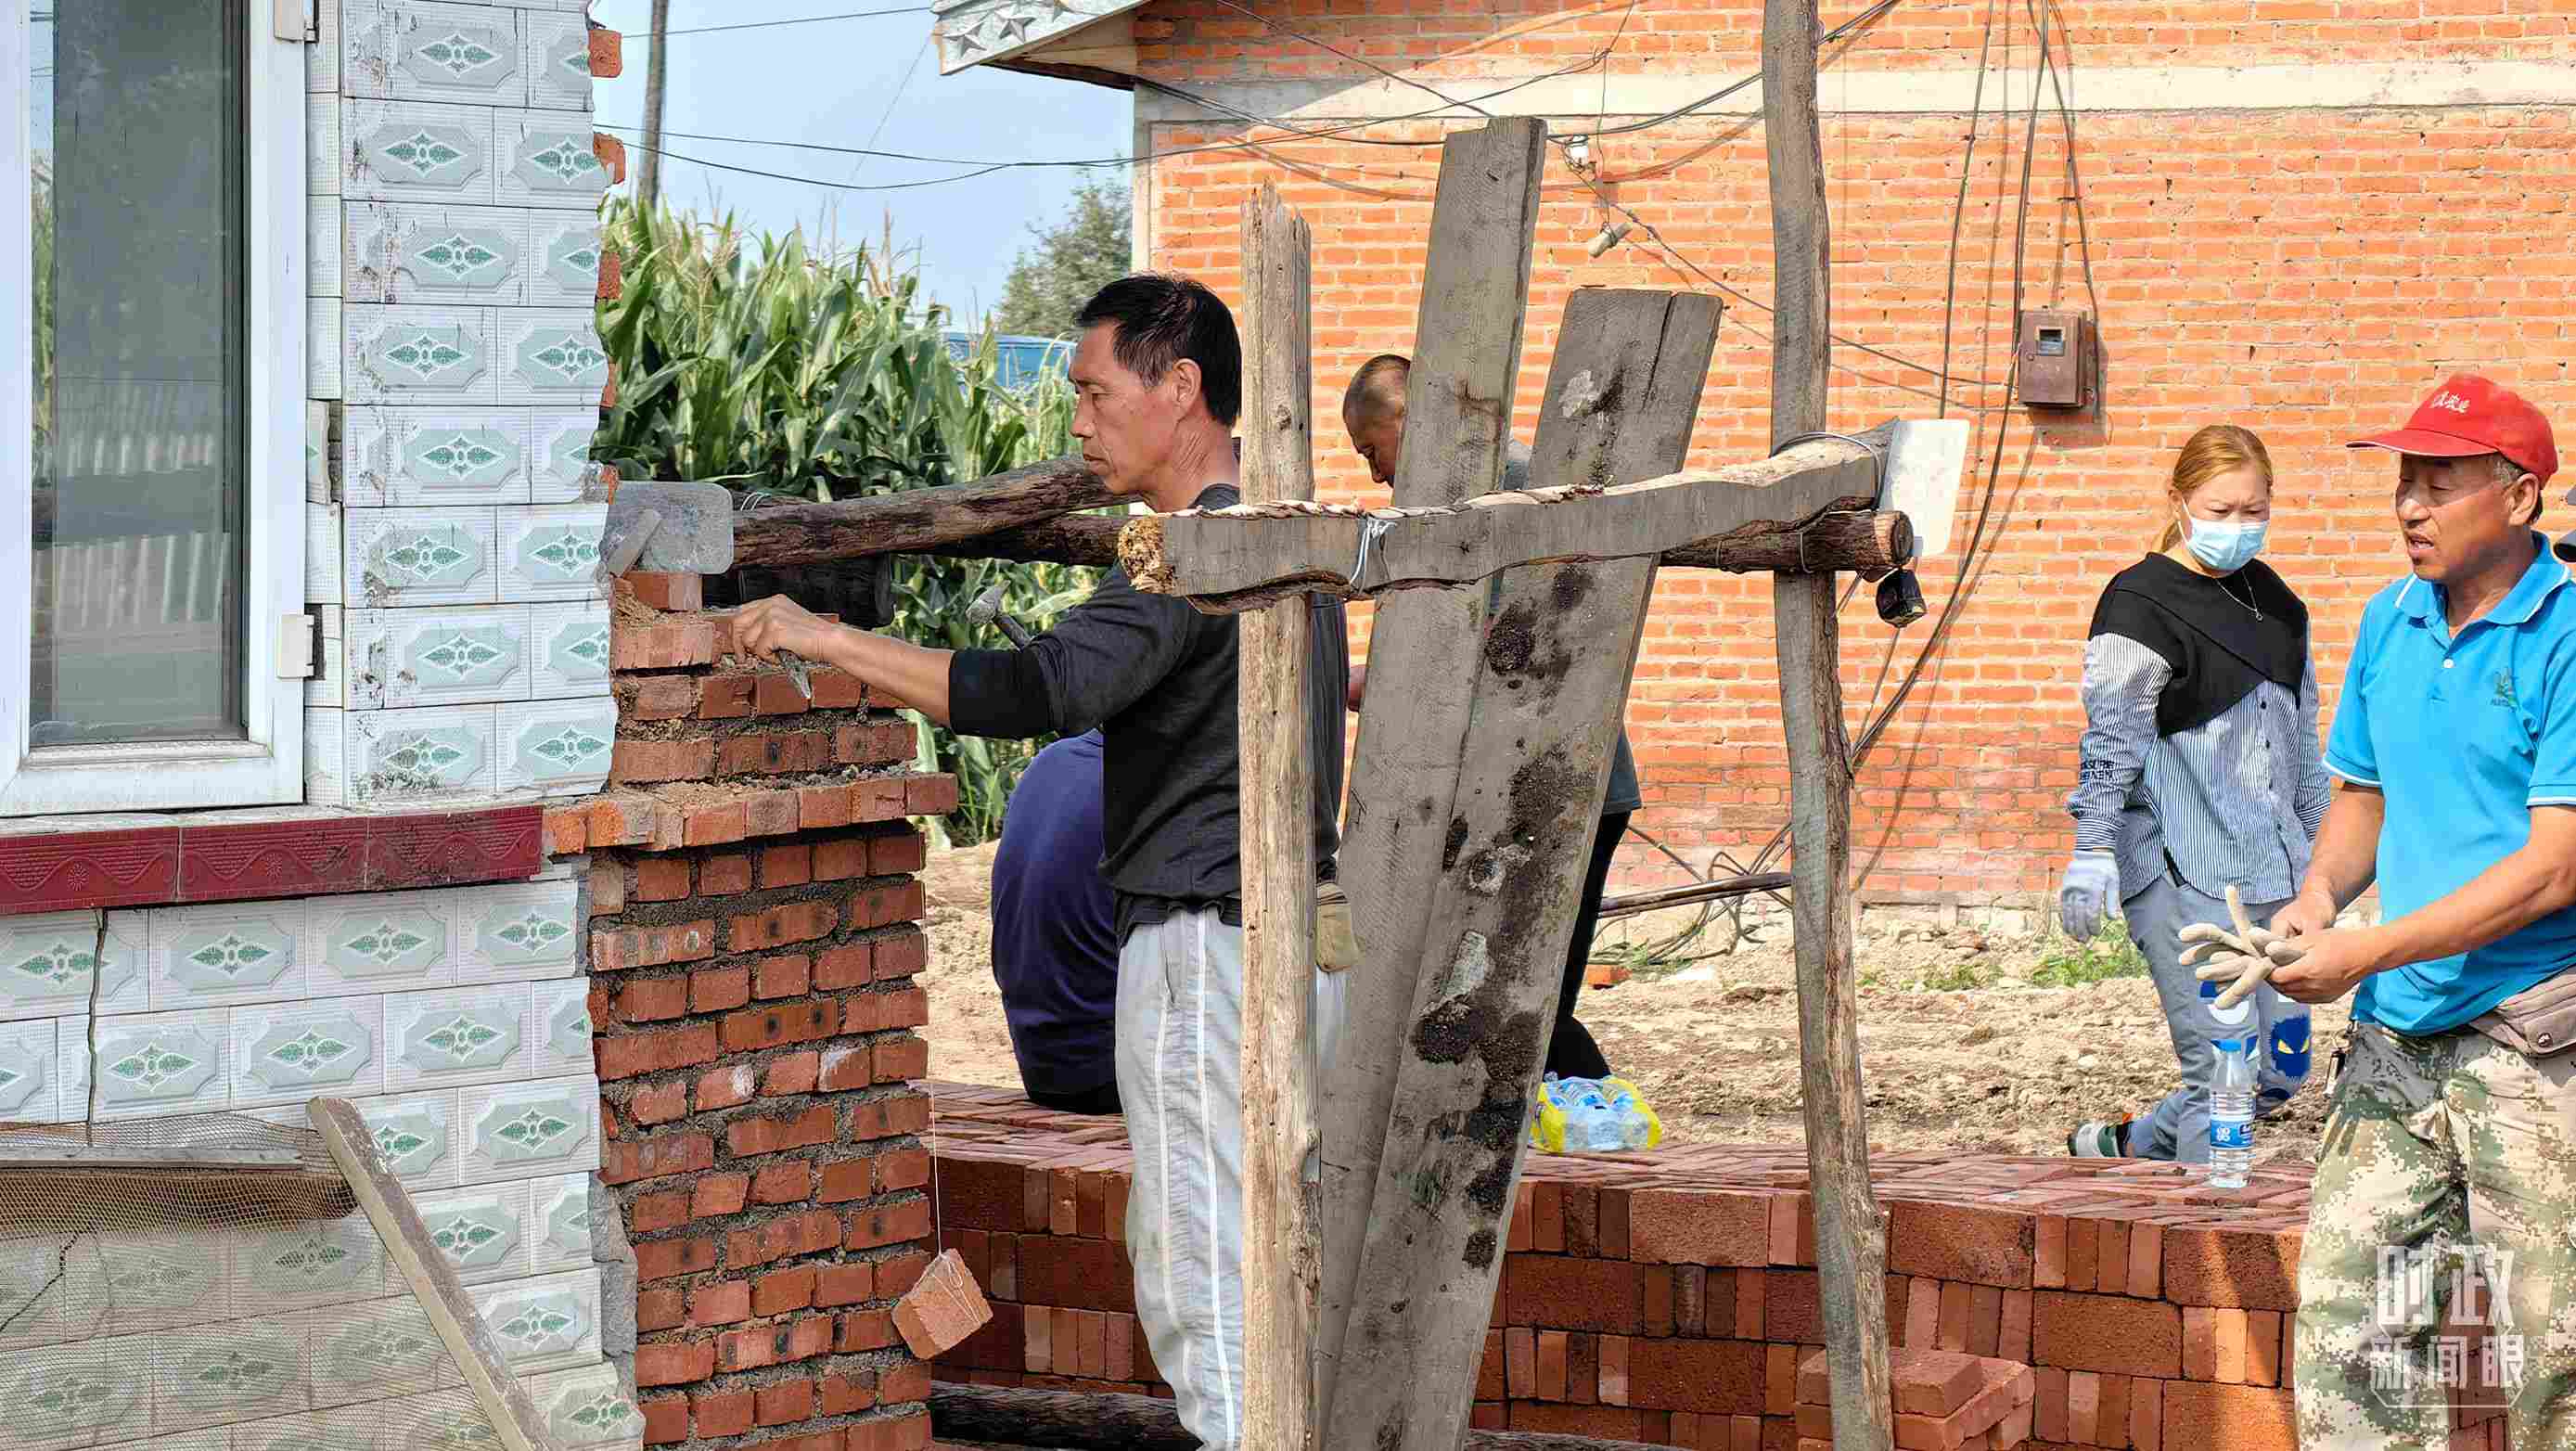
[964,584,1034,648]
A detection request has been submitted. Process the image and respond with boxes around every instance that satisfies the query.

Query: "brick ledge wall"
[922,1082,2509,1451]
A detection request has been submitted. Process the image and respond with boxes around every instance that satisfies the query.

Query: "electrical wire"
[659,6,932,37]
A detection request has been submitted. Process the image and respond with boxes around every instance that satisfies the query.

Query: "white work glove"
[2057,850,2119,941]
[2181,882,2308,1010]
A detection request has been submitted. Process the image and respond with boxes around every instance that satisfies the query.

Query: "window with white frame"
[1,0,306,814]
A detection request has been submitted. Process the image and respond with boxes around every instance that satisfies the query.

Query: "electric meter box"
[2017,309,2093,409]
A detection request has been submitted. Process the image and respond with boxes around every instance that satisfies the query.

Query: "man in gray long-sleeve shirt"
[737,274,1345,1451]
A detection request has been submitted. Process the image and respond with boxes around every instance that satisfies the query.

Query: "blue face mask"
[2186,516,2267,573]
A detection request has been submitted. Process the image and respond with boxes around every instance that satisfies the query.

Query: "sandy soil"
[918,845,2346,1163]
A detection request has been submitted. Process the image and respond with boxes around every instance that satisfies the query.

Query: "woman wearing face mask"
[2058,425,2327,1162]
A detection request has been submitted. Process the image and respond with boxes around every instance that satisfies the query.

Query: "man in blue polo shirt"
[2262,376,2576,1449]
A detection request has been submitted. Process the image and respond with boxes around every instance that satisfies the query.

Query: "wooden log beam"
[1326,289,1719,1451]
[929,1383,1671,1451]
[1763,0,1895,1445]
[1116,444,1895,613]
[1234,183,1321,1451]
[918,512,1122,567]
[730,456,1114,569]
[1316,115,1548,1429]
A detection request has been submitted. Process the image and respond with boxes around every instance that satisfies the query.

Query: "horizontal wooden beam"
[918,511,1121,568]
[731,456,1115,569]
[929,1382,1672,1451]
[1118,436,1891,613]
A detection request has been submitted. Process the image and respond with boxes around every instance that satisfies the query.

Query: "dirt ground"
[918,844,2345,1165]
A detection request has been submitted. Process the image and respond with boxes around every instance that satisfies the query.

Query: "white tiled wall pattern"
[0,9,631,1444]
[0,869,640,1449]
[308,0,613,808]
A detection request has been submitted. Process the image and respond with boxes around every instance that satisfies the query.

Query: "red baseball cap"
[2349,373,2558,484]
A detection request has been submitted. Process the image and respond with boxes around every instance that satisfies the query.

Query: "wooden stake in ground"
[1233,183,1322,1451]
[1315,115,1549,1429]
[1762,0,1895,1445]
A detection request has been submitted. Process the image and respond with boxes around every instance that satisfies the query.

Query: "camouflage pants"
[2296,1021,2576,1449]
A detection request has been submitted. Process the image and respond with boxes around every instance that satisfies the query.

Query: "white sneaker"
[2066,1117,2133,1157]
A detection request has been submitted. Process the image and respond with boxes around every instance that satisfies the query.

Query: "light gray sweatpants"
[2122,873,2315,1162]
[1115,906,1346,1451]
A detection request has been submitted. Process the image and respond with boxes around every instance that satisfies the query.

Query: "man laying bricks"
[737,273,1350,1451]
[2227,375,2576,1448]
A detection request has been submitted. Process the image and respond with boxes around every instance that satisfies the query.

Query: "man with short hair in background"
[1339,353,1641,1082]
[2265,375,2576,1449]
[739,274,1349,1451]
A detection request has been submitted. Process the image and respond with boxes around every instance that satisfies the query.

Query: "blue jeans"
[2121,873,2315,1162]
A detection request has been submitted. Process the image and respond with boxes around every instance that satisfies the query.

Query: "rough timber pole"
[1235,185,1321,1451]
[1762,0,1895,1446]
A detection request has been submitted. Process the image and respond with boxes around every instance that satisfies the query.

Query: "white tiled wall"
[307,0,612,809]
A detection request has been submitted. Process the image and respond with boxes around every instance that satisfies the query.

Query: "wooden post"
[1315,116,1548,1428]
[1762,0,1894,1446]
[1235,184,1321,1451]
[1323,289,1718,1451]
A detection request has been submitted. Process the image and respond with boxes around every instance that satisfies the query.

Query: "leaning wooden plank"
[1234,183,1321,1451]
[1763,0,1895,1444]
[730,456,1114,569]
[309,1096,564,1451]
[929,1382,1676,1451]
[1316,114,1550,1427]
[1325,289,1719,1451]
[1120,443,1879,610]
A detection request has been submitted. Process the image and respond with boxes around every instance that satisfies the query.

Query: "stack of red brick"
[564,579,961,1451]
[924,1083,2510,1451]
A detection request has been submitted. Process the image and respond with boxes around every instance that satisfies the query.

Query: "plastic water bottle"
[1598,1077,1658,1151]
[2209,1035,2255,1189]
[1563,1078,1619,1152]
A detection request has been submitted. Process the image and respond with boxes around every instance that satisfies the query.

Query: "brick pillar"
[586,578,955,1451]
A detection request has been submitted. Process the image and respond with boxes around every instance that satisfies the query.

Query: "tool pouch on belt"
[1316,882,1361,973]
[2471,967,2576,1059]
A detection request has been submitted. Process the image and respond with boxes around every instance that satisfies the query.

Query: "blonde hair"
[2155,424,2275,553]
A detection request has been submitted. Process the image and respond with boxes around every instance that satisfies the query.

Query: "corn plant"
[594,199,1096,842]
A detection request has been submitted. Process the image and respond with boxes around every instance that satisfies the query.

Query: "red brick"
[1888,1201,2034,1289]
[629,1188,691,1235]
[877,1147,931,1192]
[801,784,857,830]
[754,1265,820,1316]
[847,1196,937,1251]
[629,675,699,721]
[691,965,751,1014]
[759,843,817,890]
[732,901,838,953]
[728,1104,839,1157]
[1629,1188,1772,1266]
[640,1393,687,1445]
[814,838,871,882]
[592,919,716,973]
[546,806,591,856]
[602,1129,716,1185]
[1625,1338,1767,1416]
[588,856,624,913]
[907,773,961,815]
[849,1089,930,1139]
[2162,1226,2303,1309]
[820,1369,878,1415]
[628,573,700,612]
[1506,1256,1643,1335]
[851,880,928,928]
[723,999,839,1054]
[613,738,714,785]
[816,942,875,989]
[635,1339,715,1386]
[727,1209,842,1268]
[764,1048,823,1097]
[634,857,694,902]
[753,1161,814,1204]
[2033,1290,2184,1378]
[697,1061,757,1111]
[2066,1216,2100,1291]
[690,1278,751,1327]
[693,1387,754,1437]
[875,1036,929,1083]
[755,1377,816,1428]
[852,777,910,822]
[699,674,758,719]
[682,802,750,846]
[721,730,836,778]
[2161,1381,2295,1451]
[838,1309,900,1353]
[619,976,691,1024]
[597,1022,723,1081]
[843,985,930,1034]
[871,830,929,875]
[692,1173,750,1219]
[638,1286,685,1332]
[821,1044,874,1092]
[627,1081,691,1129]
[754,674,814,715]
[756,951,814,998]
[717,1314,833,1371]
[873,930,929,979]
[2246,1308,2284,1387]
[818,1260,877,1306]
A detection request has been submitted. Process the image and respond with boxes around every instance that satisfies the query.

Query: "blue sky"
[589,2,1134,323]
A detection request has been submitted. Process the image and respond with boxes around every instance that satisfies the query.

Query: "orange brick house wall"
[1119,0,2576,906]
